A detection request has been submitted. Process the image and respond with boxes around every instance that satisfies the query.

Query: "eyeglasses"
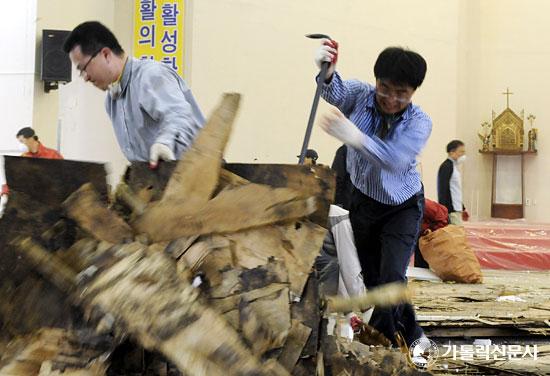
[78,48,103,78]
[375,82,414,104]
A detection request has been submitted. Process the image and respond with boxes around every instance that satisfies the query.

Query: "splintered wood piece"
[133,182,317,242]
[11,237,77,293]
[325,283,412,314]
[63,183,133,244]
[77,243,288,376]
[162,93,240,206]
[136,92,240,232]
[277,320,312,373]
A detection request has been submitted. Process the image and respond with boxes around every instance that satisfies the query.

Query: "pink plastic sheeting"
[464,219,550,270]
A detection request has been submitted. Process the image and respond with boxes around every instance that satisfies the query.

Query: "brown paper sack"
[419,224,483,283]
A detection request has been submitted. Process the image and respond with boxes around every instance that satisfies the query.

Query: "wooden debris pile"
[409,270,550,375]
[0,93,425,375]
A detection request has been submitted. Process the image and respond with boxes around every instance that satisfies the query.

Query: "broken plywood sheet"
[225,220,326,298]
[0,157,107,336]
[176,220,326,299]
[207,261,292,351]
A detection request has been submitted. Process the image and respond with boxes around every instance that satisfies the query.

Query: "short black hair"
[297,149,319,162]
[63,21,124,56]
[16,127,38,141]
[305,149,318,161]
[446,140,465,153]
[374,47,427,89]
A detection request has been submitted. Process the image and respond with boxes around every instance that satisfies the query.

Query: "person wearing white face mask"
[16,127,63,159]
[0,128,64,219]
[437,140,469,225]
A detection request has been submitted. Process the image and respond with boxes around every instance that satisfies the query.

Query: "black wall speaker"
[41,29,72,83]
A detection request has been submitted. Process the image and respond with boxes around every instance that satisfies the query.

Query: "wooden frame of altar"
[479,150,536,219]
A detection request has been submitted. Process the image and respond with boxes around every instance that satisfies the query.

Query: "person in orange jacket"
[0,128,64,218]
[16,127,63,159]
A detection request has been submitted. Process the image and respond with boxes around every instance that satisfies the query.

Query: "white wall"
[34,0,130,186]
[187,0,461,201]
[0,1,36,153]
[458,0,550,221]
[29,0,550,222]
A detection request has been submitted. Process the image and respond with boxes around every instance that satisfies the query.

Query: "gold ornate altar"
[491,107,524,151]
[478,88,538,219]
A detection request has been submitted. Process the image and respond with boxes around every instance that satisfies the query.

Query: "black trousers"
[349,187,425,346]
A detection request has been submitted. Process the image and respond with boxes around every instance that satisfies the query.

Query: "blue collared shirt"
[321,72,432,205]
[105,57,205,161]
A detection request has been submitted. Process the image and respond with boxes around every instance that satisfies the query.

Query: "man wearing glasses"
[314,41,431,347]
[63,21,205,168]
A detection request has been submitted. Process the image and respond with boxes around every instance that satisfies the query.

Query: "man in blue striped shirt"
[315,40,432,346]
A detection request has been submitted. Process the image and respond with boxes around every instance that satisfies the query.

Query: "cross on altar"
[502,87,513,108]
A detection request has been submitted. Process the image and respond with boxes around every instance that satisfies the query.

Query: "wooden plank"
[63,183,133,244]
[291,273,320,358]
[133,94,241,241]
[133,182,316,242]
[161,93,240,207]
[11,237,77,294]
[224,163,335,228]
[325,282,412,314]
[207,260,291,347]
[277,320,312,373]
[121,163,335,232]
[239,298,289,356]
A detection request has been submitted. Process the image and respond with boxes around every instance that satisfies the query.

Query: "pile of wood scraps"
[412,270,550,338]
[0,93,426,375]
[410,269,550,375]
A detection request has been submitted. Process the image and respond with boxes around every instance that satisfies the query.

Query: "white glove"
[319,109,364,149]
[314,39,338,80]
[149,143,175,168]
[0,194,8,219]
